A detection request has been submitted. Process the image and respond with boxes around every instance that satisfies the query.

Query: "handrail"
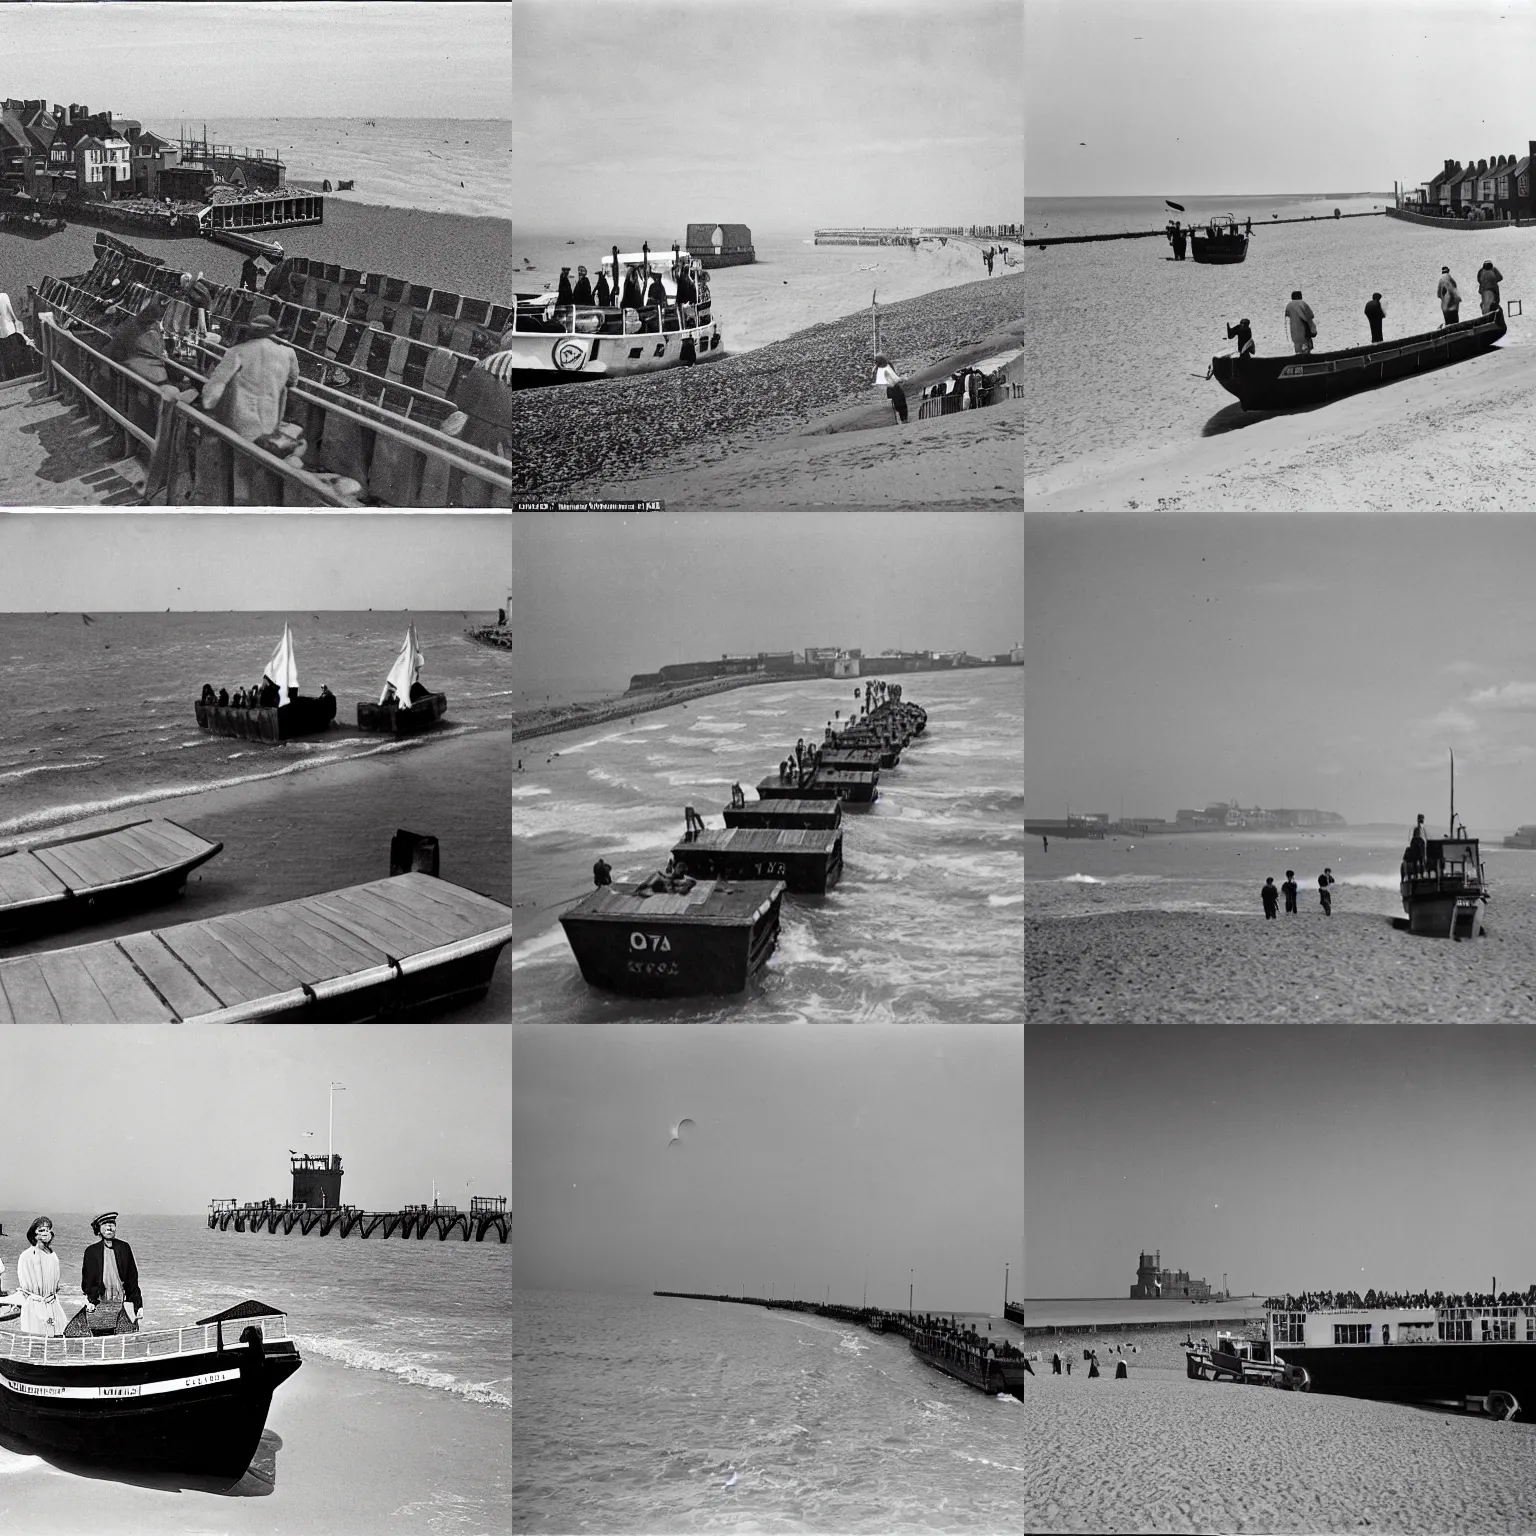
[0,1313,288,1364]
[40,316,154,449]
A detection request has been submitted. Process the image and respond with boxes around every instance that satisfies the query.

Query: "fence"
[30,303,515,506]
[916,381,1022,420]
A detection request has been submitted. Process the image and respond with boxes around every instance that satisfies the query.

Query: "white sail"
[264,622,298,701]
[380,624,423,706]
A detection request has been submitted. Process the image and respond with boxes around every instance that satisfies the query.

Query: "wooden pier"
[209,1195,508,1243]
[0,872,512,1022]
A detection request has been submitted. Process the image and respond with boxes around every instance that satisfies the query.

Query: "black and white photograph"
[512,1021,1023,1531]
[1025,0,1536,512]
[1026,1025,1536,1534]
[0,513,512,1021]
[511,0,1022,508]
[0,1,511,508]
[511,509,1024,1023]
[0,1024,510,1531]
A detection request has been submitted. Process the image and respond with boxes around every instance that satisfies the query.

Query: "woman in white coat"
[15,1217,69,1336]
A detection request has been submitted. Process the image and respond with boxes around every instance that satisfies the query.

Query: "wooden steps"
[0,873,512,1022]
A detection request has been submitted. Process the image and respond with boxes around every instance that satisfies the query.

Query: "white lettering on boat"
[629,932,672,952]
[0,1366,242,1399]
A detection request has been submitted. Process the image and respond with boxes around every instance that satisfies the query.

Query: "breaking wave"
[297,1334,510,1409]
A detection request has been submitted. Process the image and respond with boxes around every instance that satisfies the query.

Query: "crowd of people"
[201,679,331,710]
[0,1213,144,1339]
[1264,1288,1536,1312]
[518,259,710,338]
[913,1313,1025,1375]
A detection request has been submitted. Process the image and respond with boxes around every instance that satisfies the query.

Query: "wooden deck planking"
[30,948,121,1023]
[327,884,467,951]
[278,905,394,971]
[572,880,782,924]
[0,956,62,1023]
[197,916,316,993]
[82,830,174,876]
[0,854,67,908]
[217,910,348,987]
[142,819,217,859]
[227,906,380,980]
[359,879,484,945]
[687,829,834,854]
[75,941,174,1022]
[108,823,197,868]
[33,838,143,889]
[157,923,279,1006]
[115,931,227,1018]
[377,874,511,929]
[304,892,431,958]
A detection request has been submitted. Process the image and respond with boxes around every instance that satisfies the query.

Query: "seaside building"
[684,221,755,268]
[289,1152,344,1210]
[1131,1250,1213,1301]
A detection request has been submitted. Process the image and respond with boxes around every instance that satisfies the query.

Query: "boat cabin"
[1268,1304,1536,1350]
[1400,828,1486,938]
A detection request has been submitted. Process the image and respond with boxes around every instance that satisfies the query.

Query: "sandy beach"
[1027,905,1536,1024]
[1023,209,1536,510]
[1026,1363,1536,1533]
[0,1351,508,1535]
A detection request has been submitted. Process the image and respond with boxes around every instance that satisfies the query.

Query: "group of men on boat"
[914,1313,1026,1371]
[202,678,331,710]
[1,1213,143,1338]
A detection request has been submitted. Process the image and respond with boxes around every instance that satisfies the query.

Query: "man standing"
[81,1213,142,1334]
[571,265,594,305]
[1284,290,1316,354]
[1319,868,1336,916]
[1438,267,1461,326]
[1282,870,1299,914]
[200,313,300,443]
[1477,260,1504,315]
[1261,876,1280,919]
[1365,292,1387,343]
[239,255,264,293]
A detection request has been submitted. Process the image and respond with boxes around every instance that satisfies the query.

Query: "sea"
[512,1289,1024,1534]
[0,610,511,840]
[0,1210,511,1408]
[1025,824,1516,923]
[1021,192,1533,482]
[152,117,511,221]
[510,669,1025,1023]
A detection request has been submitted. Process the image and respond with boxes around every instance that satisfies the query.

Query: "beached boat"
[670,826,844,895]
[206,227,284,261]
[508,241,722,386]
[0,1299,300,1476]
[1189,214,1249,264]
[1400,751,1488,938]
[0,873,511,1022]
[1212,306,1506,410]
[1266,1304,1536,1418]
[909,1328,1025,1400]
[0,818,222,945]
[756,769,878,804]
[559,877,785,996]
[721,797,842,831]
[356,624,447,734]
[196,624,337,743]
[1186,1330,1284,1384]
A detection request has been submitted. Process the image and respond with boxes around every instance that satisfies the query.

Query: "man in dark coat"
[675,267,697,306]
[571,266,594,305]
[556,267,574,306]
[620,269,644,310]
[81,1213,143,1331]
[595,270,613,306]
[1365,292,1387,343]
[240,255,264,293]
[645,272,667,310]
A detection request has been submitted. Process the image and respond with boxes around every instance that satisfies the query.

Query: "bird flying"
[669,1118,696,1147]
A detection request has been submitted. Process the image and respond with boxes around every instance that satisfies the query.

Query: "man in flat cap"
[201,313,301,444]
[81,1213,143,1334]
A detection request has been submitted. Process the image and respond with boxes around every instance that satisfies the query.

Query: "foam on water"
[300,1335,511,1409]
[511,783,552,798]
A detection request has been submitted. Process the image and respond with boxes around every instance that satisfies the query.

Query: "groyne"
[466,623,512,650]
[208,1199,509,1242]
[1028,210,1384,249]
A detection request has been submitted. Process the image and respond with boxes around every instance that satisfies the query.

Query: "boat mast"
[1450,747,1455,835]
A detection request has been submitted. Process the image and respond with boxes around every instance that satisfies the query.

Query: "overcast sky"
[1027,1026,1536,1299]
[515,0,1023,234]
[514,1025,1022,1315]
[514,511,1025,696]
[1026,514,1536,829]
[1,1,508,119]
[0,1025,509,1213]
[0,514,509,611]
[1027,0,1536,197]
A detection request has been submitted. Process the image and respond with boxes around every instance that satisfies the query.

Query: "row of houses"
[1174,803,1346,829]
[0,99,287,205]
[1402,144,1536,220]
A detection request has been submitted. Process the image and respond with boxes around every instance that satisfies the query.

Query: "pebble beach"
[1026,1364,1536,1534]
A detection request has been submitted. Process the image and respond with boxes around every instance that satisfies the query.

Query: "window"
[1439,1318,1472,1341]
[1333,1323,1373,1345]
[1272,1313,1305,1345]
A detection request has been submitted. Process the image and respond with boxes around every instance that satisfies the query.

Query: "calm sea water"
[1024,826,1536,922]
[159,118,512,220]
[511,670,1025,1023]
[0,1212,511,1410]
[0,611,511,839]
[513,1290,1023,1534]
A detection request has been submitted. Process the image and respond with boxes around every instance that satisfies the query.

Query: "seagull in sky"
[669,1118,696,1147]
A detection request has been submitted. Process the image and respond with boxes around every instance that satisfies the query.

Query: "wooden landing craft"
[756,769,879,805]
[559,877,785,996]
[0,819,222,944]
[910,1328,1026,1400]
[0,1300,300,1477]
[1212,307,1506,411]
[356,623,447,734]
[671,827,843,894]
[0,873,511,1022]
[817,748,885,771]
[721,798,842,831]
[196,694,336,742]
[1189,214,1249,264]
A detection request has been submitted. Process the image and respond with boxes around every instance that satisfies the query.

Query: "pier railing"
[208,1201,509,1242]
[0,1313,288,1365]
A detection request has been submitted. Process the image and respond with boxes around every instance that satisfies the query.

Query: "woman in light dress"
[11,1217,70,1336]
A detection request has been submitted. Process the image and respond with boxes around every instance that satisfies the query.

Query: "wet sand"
[1027,906,1536,1024]
[1026,1364,1536,1533]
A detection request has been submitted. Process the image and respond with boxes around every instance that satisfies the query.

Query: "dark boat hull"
[671,833,842,894]
[1278,1342,1536,1415]
[722,802,842,831]
[559,884,783,996]
[196,694,337,742]
[356,693,447,735]
[910,1340,1025,1400]
[1190,234,1248,264]
[205,228,285,261]
[0,1340,300,1477]
[1213,308,1506,410]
